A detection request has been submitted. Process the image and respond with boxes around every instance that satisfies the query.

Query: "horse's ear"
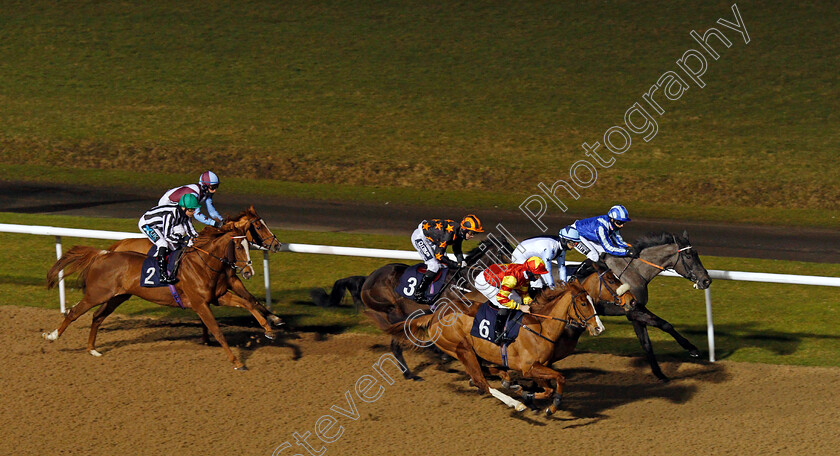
[598,252,608,263]
[682,230,689,241]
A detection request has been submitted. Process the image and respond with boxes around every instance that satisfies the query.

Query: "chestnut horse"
[44,227,255,369]
[109,206,284,338]
[379,278,630,415]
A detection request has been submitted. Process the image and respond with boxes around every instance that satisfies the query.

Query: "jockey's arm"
[496,275,522,310]
[161,214,181,246]
[597,225,630,256]
[556,249,568,283]
[203,196,223,221]
[612,230,630,248]
[193,207,218,226]
[451,237,465,264]
[540,248,556,288]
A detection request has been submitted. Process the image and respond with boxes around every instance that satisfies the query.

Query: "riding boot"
[412,269,437,304]
[494,307,511,344]
[157,247,174,284]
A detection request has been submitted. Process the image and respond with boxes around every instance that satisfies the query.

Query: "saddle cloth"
[470,302,523,345]
[395,264,449,300]
[140,247,183,288]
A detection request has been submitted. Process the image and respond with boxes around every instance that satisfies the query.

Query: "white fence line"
[3,223,840,363]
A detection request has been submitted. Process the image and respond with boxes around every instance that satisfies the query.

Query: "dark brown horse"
[355,239,514,379]
[380,276,633,415]
[109,206,284,338]
[44,226,255,369]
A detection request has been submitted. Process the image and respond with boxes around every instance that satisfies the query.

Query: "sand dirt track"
[3,306,838,456]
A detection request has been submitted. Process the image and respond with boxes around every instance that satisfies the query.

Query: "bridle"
[247,218,280,251]
[189,236,252,274]
[627,236,699,283]
[526,290,599,343]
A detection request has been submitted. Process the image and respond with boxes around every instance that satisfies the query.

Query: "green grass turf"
[0,1,837,226]
[2,212,839,367]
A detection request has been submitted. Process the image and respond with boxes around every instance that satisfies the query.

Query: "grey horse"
[577,230,712,381]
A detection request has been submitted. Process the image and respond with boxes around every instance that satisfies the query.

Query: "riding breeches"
[576,236,605,262]
[140,224,174,256]
[411,225,442,272]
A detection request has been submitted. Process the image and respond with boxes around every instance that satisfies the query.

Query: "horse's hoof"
[264,331,278,340]
[514,403,527,412]
[545,407,555,416]
[89,349,103,357]
[689,349,701,358]
[501,380,510,389]
[508,383,522,392]
[658,376,671,383]
[469,379,475,387]
[234,365,248,371]
[410,375,424,382]
[42,330,58,341]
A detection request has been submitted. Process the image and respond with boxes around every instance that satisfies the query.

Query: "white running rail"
[2,223,839,363]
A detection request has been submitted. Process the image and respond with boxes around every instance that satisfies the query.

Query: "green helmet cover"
[178,193,200,209]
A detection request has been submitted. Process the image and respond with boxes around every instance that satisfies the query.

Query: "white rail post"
[705,287,715,362]
[263,250,271,309]
[55,236,66,314]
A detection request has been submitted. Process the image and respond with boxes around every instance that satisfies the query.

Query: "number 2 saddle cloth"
[141,247,184,288]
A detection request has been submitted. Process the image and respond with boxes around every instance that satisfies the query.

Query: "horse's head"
[228,235,255,279]
[573,261,637,311]
[634,231,711,290]
[670,231,712,289]
[563,281,605,336]
[224,206,282,252]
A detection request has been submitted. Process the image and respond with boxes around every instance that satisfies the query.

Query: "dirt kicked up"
[3,305,838,456]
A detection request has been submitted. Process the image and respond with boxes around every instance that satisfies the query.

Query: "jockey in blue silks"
[573,205,635,262]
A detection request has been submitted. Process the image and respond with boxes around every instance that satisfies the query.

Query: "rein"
[522,291,596,344]
[629,242,694,279]
[189,236,250,274]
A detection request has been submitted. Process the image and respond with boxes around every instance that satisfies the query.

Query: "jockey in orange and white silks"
[410,215,484,304]
[159,171,223,228]
[573,205,633,261]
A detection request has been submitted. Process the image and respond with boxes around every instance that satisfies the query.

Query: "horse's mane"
[632,231,688,252]
[225,206,259,223]
[193,226,231,247]
[529,281,582,314]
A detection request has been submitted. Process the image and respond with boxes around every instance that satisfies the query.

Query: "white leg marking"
[42,329,59,341]
[489,387,526,412]
[89,349,103,357]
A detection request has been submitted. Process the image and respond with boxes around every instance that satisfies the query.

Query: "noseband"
[247,218,280,251]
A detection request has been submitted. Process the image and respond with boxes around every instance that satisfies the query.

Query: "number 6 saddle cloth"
[395,263,450,300]
[470,302,524,345]
[140,247,185,288]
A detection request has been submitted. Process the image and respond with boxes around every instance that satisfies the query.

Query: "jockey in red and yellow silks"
[474,256,549,343]
[481,257,549,310]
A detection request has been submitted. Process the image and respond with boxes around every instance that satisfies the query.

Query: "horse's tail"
[46,246,107,290]
[372,310,435,342]
[310,275,367,307]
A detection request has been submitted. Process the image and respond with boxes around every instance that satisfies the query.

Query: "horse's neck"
[534,292,576,339]
[605,257,651,304]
